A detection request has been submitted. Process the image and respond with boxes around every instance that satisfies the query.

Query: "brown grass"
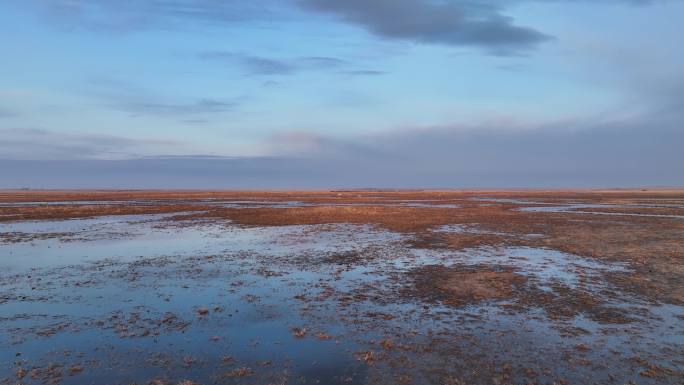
[2,189,683,304]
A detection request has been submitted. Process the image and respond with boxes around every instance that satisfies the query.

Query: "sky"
[1,0,683,188]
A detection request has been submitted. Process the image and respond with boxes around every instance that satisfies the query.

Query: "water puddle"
[0,214,681,384]
[1,199,462,210]
[518,205,684,219]
[469,197,684,219]
[415,246,630,291]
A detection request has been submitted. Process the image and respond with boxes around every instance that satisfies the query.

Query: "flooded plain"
[1,190,683,384]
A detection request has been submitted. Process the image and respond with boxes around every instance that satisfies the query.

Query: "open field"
[1,190,683,384]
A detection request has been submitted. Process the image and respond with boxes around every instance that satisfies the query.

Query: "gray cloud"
[85,77,238,118]
[239,56,297,75]
[342,70,387,76]
[299,0,552,53]
[115,98,237,117]
[3,107,682,188]
[5,70,682,187]
[0,107,20,118]
[0,128,178,160]
[0,156,307,189]
[200,52,354,75]
[262,112,681,187]
[301,56,350,69]
[299,0,661,53]
[200,52,386,77]
[22,0,658,53]
[28,0,285,32]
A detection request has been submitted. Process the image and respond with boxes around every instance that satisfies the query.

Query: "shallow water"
[520,206,684,219]
[414,246,631,290]
[473,197,684,208]
[0,199,462,210]
[1,214,682,384]
[471,197,684,218]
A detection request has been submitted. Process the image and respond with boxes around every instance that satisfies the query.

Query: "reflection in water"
[0,213,682,384]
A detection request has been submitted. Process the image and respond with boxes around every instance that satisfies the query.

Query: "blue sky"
[1,0,683,187]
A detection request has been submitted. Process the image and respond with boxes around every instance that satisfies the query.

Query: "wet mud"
[0,190,682,384]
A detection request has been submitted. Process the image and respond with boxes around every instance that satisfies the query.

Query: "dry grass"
[2,189,683,304]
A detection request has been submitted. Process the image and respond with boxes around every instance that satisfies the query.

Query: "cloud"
[5,65,683,187]
[239,56,297,75]
[343,70,387,76]
[298,0,661,53]
[199,52,352,76]
[299,0,552,53]
[85,76,238,118]
[240,92,684,188]
[0,128,179,160]
[115,98,236,117]
[0,107,19,118]
[22,0,659,53]
[200,52,385,77]
[27,0,285,32]
[265,131,326,154]
[0,156,309,189]
[4,105,682,188]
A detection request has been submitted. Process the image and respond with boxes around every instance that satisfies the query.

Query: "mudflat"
[1,190,683,384]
